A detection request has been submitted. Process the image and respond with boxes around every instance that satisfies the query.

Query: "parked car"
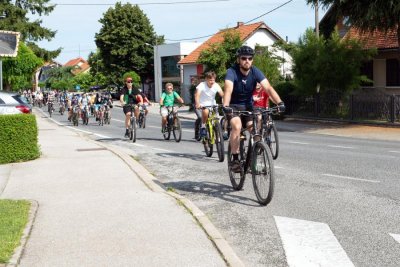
[0,91,32,115]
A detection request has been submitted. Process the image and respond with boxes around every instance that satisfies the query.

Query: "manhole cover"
[76,148,107,152]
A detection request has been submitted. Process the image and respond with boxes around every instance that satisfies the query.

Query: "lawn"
[0,200,31,263]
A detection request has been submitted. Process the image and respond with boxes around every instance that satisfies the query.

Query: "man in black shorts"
[223,45,285,171]
[120,77,143,137]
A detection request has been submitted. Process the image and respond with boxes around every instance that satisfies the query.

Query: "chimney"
[237,22,244,28]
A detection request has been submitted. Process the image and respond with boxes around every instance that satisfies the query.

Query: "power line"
[165,0,294,42]
[56,0,230,6]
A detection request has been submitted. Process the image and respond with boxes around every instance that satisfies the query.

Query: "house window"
[360,60,373,86]
[386,58,400,86]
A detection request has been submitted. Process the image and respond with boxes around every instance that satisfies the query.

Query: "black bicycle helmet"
[236,45,255,57]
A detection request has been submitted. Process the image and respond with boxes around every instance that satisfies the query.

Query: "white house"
[178,21,293,102]
[153,42,202,101]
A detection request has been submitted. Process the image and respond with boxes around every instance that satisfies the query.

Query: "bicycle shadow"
[138,137,199,143]
[155,152,223,163]
[164,180,260,206]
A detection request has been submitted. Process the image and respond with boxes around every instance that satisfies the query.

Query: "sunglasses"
[240,56,253,61]
[126,81,132,83]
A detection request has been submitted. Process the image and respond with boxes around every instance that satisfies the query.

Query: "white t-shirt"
[196,81,222,106]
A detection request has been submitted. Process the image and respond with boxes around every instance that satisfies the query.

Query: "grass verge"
[0,200,31,263]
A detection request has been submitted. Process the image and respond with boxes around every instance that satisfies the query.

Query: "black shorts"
[230,104,253,126]
[123,105,132,114]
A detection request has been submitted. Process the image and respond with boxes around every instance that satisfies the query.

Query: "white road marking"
[327,145,354,149]
[322,174,380,183]
[112,118,125,123]
[151,147,173,152]
[389,151,400,154]
[93,133,110,138]
[132,143,146,147]
[65,126,92,135]
[275,166,284,169]
[274,216,354,267]
[389,233,400,244]
[288,141,309,145]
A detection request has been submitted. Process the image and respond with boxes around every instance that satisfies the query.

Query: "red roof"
[178,22,282,65]
[344,27,398,50]
[64,57,90,75]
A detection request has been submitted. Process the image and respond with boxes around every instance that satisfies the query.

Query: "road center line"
[389,233,400,244]
[288,141,309,145]
[274,216,354,267]
[322,174,380,183]
[327,145,354,149]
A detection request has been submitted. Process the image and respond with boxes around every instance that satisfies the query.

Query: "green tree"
[73,73,94,91]
[122,71,141,88]
[307,1,400,48]
[291,28,375,96]
[253,45,282,86]
[197,30,242,81]
[0,0,60,60]
[95,2,163,82]
[42,66,74,90]
[3,42,43,91]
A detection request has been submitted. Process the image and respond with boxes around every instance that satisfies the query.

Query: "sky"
[36,0,328,64]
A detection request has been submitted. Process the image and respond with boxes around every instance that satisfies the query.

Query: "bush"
[0,114,40,164]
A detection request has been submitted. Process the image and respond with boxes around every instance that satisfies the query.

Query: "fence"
[285,90,400,123]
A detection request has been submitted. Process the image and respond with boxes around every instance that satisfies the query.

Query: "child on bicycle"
[159,83,184,133]
[194,71,224,138]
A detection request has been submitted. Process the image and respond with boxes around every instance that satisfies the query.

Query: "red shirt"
[252,89,269,108]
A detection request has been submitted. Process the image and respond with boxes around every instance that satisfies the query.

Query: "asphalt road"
[37,104,400,267]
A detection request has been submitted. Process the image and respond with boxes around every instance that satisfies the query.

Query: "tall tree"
[3,42,43,91]
[95,2,162,83]
[0,0,60,60]
[307,1,400,48]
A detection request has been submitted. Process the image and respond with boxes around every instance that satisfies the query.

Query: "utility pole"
[315,0,319,38]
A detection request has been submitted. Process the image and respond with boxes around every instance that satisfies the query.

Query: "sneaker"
[231,159,241,173]
[124,129,129,138]
[200,127,207,138]
[223,132,229,141]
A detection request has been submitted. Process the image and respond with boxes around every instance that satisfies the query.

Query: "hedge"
[0,114,40,164]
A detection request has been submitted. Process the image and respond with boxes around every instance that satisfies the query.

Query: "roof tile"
[344,27,398,50]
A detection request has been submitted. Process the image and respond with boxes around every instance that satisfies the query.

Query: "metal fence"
[285,90,400,123]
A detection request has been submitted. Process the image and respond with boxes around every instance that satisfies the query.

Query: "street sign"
[75,85,81,90]
[0,31,20,57]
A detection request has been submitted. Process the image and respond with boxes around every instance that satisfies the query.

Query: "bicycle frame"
[204,106,220,144]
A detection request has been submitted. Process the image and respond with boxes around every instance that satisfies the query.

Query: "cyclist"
[80,93,91,122]
[120,77,143,137]
[194,71,224,138]
[222,45,285,171]
[139,89,151,116]
[47,90,56,112]
[159,83,184,133]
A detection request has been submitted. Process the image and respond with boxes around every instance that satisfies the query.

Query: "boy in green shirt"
[159,83,184,132]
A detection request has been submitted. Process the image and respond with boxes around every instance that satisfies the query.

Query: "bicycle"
[261,107,280,160]
[137,105,146,128]
[59,101,65,115]
[162,105,182,142]
[81,105,90,125]
[219,116,231,141]
[125,104,138,143]
[200,105,224,162]
[225,108,276,206]
[71,105,80,126]
[104,104,111,125]
[98,105,105,126]
[48,101,54,117]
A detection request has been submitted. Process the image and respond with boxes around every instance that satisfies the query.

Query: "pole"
[315,1,320,95]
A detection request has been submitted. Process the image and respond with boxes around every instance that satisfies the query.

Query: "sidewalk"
[0,113,238,267]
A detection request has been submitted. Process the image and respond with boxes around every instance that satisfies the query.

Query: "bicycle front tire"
[214,121,224,162]
[252,141,275,206]
[173,116,182,142]
[264,123,279,160]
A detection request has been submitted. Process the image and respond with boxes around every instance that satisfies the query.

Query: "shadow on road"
[164,180,260,206]
[155,152,222,163]
[138,137,199,143]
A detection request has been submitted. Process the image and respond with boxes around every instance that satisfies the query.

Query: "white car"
[0,91,32,115]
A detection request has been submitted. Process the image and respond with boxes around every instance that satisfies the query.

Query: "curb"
[86,139,245,267]
[4,200,39,267]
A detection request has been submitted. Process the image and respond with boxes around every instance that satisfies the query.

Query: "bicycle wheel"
[173,116,182,142]
[131,117,137,142]
[203,124,213,157]
[252,141,275,206]
[264,123,279,160]
[195,118,201,141]
[138,113,143,128]
[142,115,146,128]
[214,122,224,162]
[227,141,245,190]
